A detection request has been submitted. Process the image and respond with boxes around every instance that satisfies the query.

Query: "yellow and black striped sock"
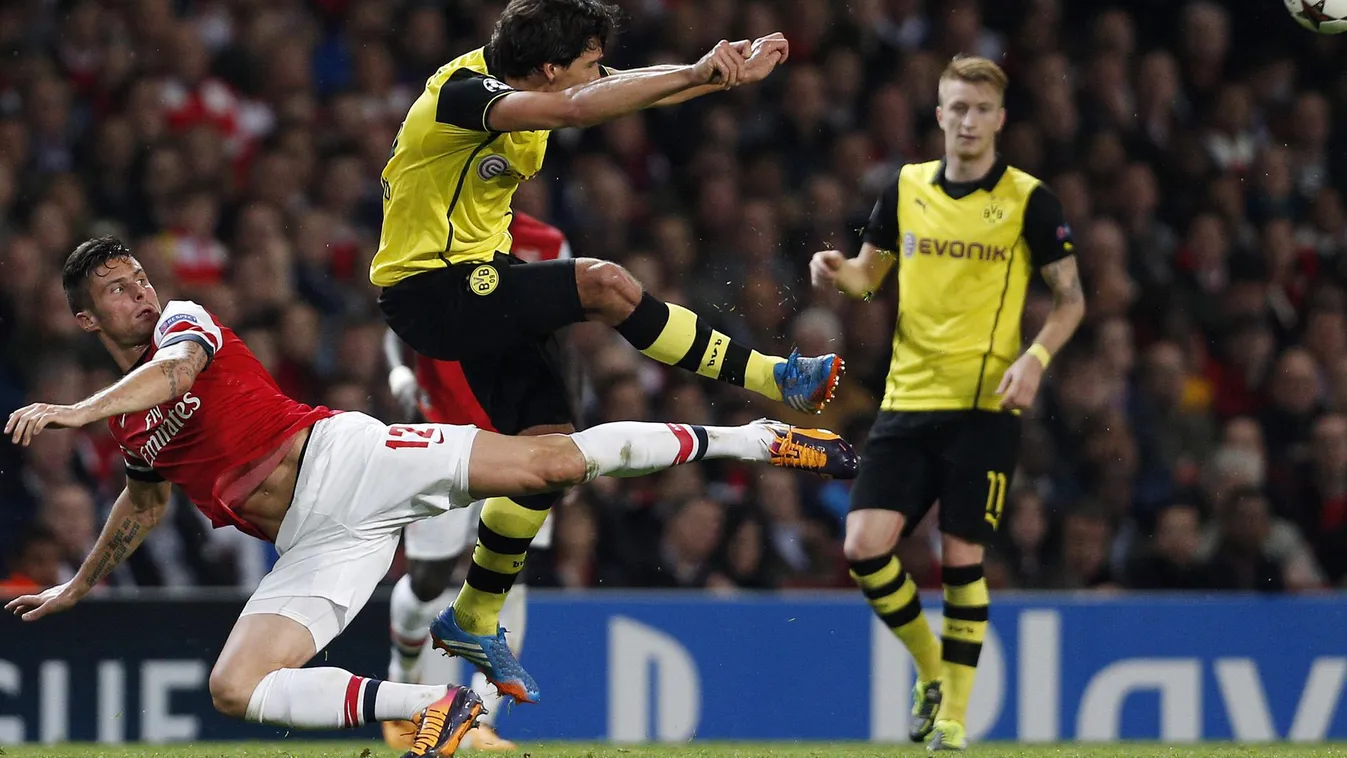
[849,555,942,682]
[451,492,556,636]
[940,563,990,725]
[614,293,784,400]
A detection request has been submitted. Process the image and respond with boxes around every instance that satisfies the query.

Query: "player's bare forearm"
[561,66,704,127]
[72,482,169,594]
[1030,256,1086,357]
[77,340,209,423]
[838,244,897,300]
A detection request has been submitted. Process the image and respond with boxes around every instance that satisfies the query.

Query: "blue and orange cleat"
[401,685,484,758]
[429,607,540,705]
[774,349,844,414]
[760,420,858,479]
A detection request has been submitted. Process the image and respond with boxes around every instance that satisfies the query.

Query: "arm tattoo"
[159,342,210,398]
[1041,257,1084,306]
[84,519,143,589]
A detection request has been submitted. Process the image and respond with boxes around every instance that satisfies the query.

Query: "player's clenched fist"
[809,249,846,288]
[694,39,747,88]
[739,33,789,84]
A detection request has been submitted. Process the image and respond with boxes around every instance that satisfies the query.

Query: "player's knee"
[408,559,456,601]
[843,524,896,563]
[576,259,641,320]
[208,665,259,720]
[528,436,587,490]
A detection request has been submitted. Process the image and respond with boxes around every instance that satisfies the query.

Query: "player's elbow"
[554,94,589,129]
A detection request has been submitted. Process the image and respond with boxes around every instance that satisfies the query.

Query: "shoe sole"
[807,357,845,413]
[431,637,538,705]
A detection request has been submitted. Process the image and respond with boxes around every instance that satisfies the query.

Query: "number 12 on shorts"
[385,424,444,450]
[984,471,1007,529]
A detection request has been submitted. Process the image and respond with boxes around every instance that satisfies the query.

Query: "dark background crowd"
[2,0,1347,597]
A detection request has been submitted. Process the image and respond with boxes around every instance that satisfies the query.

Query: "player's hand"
[5,403,94,446]
[739,33,789,84]
[809,249,846,289]
[693,40,746,88]
[388,366,421,419]
[996,352,1045,411]
[5,581,82,621]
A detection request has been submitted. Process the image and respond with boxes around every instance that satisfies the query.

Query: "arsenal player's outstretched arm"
[5,478,171,620]
[5,339,209,447]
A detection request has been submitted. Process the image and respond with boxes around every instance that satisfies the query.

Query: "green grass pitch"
[5,743,1347,758]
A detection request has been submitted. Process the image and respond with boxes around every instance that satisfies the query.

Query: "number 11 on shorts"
[984,471,1007,529]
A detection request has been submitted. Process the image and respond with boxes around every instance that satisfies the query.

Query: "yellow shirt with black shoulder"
[371,47,549,288]
[862,158,1074,413]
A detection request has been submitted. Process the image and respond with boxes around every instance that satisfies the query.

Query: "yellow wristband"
[1027,343,1052,369]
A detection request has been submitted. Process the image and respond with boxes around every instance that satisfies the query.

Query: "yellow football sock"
[940,564,990,725]
[451,493,552,636]
[850,555,942,682]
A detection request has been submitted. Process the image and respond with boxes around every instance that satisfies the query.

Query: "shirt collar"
[931,156,1007,196]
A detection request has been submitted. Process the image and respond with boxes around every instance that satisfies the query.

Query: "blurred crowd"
[2,0,1347,596]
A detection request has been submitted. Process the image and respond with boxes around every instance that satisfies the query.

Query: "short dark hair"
[487,0,621,79]
[63,235,133,314]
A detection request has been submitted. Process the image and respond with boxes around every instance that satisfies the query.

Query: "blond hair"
[939,55,1008,102]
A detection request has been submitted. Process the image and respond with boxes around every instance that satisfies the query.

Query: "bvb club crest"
[468,264,499,295]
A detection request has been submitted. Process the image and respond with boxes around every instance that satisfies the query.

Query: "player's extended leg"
[209,606,482,758]
[578,259,844,414]
[844,510,944,742]
[434,417,859,704]
[928,536,988,753]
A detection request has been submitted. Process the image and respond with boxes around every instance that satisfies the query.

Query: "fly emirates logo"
[139,393,201,465]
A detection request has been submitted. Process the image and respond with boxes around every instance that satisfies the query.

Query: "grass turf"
[4,743,1346,758]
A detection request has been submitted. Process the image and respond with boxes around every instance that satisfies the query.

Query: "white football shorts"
[240,412,478,651]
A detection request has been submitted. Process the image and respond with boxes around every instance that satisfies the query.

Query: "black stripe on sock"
[513,491,559,511]
[719,342,751,387]
[613,294,670,351]
[675,324,713,372]
[691,425,709,461]
[849,555,893,577]
[362,678,381,725]
[861,571,908,601]
[880,597,924,629]
[478,523,532,556]
[942,563,985,586]
[943,603,990,622]
[942,638,983,667]
[466,563,517,594]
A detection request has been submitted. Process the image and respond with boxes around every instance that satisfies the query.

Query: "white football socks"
[570,421,775,480]
[388,574,455,683]
[244,668,446,728]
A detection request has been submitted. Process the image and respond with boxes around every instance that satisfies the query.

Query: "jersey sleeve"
[153,300,223,364]
[123,450,165,483]
[1022,184,1075,268]
[435,68,516,132]
[861,175,901,252]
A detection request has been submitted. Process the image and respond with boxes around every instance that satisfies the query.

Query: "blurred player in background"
[809,57,1085,752]
[7,238,856,758]
[382,212,571,751]
[373,0,845,704]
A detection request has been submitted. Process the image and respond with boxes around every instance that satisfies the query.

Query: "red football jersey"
[413,213,570,428]
[110,301,335,540]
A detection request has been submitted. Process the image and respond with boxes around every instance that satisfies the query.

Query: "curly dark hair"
[487,0,622,79]
[62,235,134,315]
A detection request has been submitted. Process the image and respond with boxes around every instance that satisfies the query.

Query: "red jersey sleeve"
[153,300,225,364]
